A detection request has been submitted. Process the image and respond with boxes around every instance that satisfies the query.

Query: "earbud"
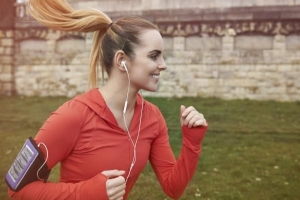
[121,60,128,72]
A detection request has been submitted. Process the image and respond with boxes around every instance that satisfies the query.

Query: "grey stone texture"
[1,0,300,101]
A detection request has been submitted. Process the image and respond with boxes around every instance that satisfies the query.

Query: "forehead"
[136,29,164,52]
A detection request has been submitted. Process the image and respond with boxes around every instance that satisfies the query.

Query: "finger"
[106,176,125,188]
[181,106,195,118]
[101,170,125,179]
[187,114,200,128]
[106,179,126,198]
[184,110,199,125]
[193,118,207,127]
[109,186,126,200]
[180,105,186,126]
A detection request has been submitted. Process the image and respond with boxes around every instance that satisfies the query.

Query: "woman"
[8,0,208,199]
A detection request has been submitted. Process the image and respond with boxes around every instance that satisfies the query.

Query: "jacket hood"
[73,88,144,120]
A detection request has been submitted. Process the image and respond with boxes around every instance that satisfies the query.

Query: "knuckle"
[106,180,112,188]
[119,176,125,183]
[121,189,126,195]
[107,190,113,197]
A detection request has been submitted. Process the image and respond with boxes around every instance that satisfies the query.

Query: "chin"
[143,86,158,92]
[140,82,160,92]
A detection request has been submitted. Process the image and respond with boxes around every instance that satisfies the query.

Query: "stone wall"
[14,29,90,96]
[147,34,300,101]
[13,24,300,101]
[0,0,15,95]
[0,30,14,95]
[69,0,300,12]
[3,1,300,101]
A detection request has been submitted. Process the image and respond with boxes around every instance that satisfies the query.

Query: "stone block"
[232,71,247,78]
[274,35,285,43]
[56,38,86,54]
[266,86,286,94]
[277,64,294,73]
[281,12,300,20]
[255,64,277,71]
[163,37,173,50]
[227,13,253,21]
[264,72,283,80]
[0,74,12,82]
[0,56,13,64]
[203,13,227,21]
[253,11,280,20]
[238,0,254,7]
[273,43,286,50]
[173,37,185,51]
[222,36,234,43]
[5,47,13,55]
[6,31,14,38]
[222,43,234,51]
[235,35,273,50]
[254,0,294,6]
[289,94,300,101]
[214,0,233,8]
[3,83,12,91]
[186,36,222,50]
[286,35,300,50]
[0,47,4,54]
[3,65,12,73]
[191,0,215,9]
[295,80,300,88]
[1,38,14,47]
[0,31,5,38]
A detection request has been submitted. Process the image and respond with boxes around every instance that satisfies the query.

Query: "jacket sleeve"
[8,174,108,200]
[7,100,109,200]
[149,108,207,199]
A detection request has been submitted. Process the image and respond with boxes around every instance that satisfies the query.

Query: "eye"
[149,54,159,60]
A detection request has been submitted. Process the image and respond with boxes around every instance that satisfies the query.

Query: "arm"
[8,174,108,200]
[149,106,207,199]
[8,100,110,200]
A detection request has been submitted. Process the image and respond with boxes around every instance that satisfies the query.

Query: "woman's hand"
[180,105,207,128]
[101,170,126,200]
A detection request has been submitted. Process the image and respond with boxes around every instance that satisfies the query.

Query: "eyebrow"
[148,50,162,54]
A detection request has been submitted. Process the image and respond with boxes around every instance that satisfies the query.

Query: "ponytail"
[28,0,112,88]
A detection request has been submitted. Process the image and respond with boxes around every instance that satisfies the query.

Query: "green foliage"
[0,96,299,200]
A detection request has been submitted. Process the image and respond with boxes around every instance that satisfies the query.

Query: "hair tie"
[108,22,113,29]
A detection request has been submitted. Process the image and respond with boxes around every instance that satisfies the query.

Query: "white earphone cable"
[122,62,144,183]
[37,142,48,181]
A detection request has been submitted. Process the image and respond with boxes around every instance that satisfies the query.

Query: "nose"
[158,58,167,71]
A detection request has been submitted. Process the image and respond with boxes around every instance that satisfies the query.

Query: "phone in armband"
[5,137,51,191]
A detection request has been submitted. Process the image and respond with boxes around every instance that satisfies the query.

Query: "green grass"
[1,96,300,200]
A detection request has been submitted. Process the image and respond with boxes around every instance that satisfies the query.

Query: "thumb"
[101,169,125,178]
[180,105,186,127]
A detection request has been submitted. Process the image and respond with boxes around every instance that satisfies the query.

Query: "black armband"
[5,137,51,191]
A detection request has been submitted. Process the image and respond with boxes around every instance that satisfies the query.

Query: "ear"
[114,50,127,72]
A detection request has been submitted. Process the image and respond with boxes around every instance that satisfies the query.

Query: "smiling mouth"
[150,74,160,79]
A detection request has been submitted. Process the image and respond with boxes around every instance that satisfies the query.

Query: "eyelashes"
[149,54,159,60]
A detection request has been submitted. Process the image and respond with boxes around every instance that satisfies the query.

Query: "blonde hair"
[28,0,157,88]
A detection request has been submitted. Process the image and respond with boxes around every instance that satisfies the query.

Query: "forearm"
[151,125,207,199]
[8,173,108,200]
[163,142,201,198]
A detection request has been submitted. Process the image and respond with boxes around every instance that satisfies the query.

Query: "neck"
[99,78,138,113]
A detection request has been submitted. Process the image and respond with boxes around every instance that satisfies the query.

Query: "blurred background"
[0,0,300,200]
[1,0,300,100]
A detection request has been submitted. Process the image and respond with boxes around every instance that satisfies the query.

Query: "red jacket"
[9,88,207,199]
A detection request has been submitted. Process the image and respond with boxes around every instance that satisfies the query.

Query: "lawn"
[0,95,299,200]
